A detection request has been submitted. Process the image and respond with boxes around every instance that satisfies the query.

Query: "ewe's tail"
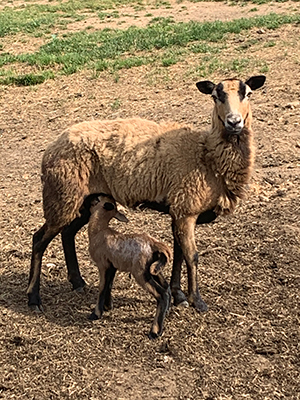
[148,242,172,276]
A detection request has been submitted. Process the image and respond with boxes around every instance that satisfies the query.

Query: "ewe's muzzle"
[225,113,244,134]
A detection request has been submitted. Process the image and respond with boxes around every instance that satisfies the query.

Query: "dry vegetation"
[0,1,300,399]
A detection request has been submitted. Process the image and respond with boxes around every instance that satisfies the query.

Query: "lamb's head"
[88,194,128,223]
[196,75,266,135]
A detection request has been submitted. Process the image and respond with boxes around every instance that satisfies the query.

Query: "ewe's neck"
[207,124,254,174]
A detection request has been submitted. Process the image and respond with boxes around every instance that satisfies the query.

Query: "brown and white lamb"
[87,194,171,339]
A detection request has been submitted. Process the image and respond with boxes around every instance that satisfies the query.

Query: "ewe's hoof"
[71,278,86,292]
[172,289,188,307]
[88,311,100,321]
[177,300,189,308]
[191,297,208,313]
[28,293,43,313]
[29,304,44,313]
[74,286,85,293]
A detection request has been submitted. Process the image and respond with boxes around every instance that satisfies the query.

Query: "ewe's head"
[89,194,128,223]
[196,76,265,135]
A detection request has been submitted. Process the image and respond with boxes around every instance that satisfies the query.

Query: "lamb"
[86,193,171,339]
[27,75,266,313]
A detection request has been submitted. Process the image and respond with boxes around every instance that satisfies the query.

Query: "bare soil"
[1,2,300,400]
[67,1,299,31]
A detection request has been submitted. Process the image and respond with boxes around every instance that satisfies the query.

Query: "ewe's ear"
[114,211,129,223]
[245,75,266,91]
[103,202,115,211]
[196,80,215,95]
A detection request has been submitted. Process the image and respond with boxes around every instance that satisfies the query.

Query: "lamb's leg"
[153,273,172,316]
[27,223,59,311]
[61,210,91,291]
[103,264,116,311]
[89,264,116,320]
[173,216,208,312]
[170,221,188,307]
[144,277,171,339]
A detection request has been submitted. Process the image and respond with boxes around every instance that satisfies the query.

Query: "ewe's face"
[196,75,265,135]
[212,79,252,134]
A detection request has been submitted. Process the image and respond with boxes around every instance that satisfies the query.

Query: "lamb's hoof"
[104,298,113,311]
[88,311,100,321]
[172,290,189,308]
[148,331,161,340]
[29,304,44,313]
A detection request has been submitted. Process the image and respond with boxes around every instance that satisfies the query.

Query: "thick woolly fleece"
[41,115,254,233]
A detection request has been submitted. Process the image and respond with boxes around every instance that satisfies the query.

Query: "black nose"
[227,115,242,128]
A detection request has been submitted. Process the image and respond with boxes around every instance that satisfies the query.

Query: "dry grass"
[0,6,300,400]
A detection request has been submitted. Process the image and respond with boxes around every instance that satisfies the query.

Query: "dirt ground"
[1,1,300,399]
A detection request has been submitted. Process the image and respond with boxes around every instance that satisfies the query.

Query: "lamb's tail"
[148,242,172,276]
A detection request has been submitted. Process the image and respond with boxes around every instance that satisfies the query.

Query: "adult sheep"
[27,75,266,312]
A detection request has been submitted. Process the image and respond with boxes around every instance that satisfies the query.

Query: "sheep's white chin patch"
[224,120,244,134]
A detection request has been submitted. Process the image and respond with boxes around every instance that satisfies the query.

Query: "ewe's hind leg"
[89,264,116,320]
[27,223,59,311]
[170,221,188,307]
[173,216,207,312]
[144,277,171,339]
[61,209,91,291]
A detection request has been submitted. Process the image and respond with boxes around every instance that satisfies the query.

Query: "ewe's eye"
[212,94,218,103]
[246,91,252,99]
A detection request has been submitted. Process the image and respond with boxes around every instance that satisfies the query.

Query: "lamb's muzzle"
[27,75,266,315]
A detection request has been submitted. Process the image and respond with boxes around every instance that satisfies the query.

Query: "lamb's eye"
[246,91,252,99]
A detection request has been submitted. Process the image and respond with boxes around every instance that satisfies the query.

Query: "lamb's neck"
[88,214,110,238]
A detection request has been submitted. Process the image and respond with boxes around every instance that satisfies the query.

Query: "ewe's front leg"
[170,221,188,307]
[172,216,208,312]
[27,223,59,311]
[61,209,91,291]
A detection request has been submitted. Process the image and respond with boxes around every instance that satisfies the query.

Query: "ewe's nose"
[225,113,243,132]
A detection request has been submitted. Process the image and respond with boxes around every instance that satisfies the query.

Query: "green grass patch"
[98,11,120,20]
[190,43,221,54]
[264,40,276,47]
[1,12,299,84]
[237,38,259,51]
[187,54,269,79]
[0,71,54,86]
[0,8,58,37]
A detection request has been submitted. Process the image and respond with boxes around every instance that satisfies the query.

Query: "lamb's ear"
[245,75,266,91]
[196,80,215,95]
[83,193,100,209]
[114,211,129,223]
[90,198,100,207]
